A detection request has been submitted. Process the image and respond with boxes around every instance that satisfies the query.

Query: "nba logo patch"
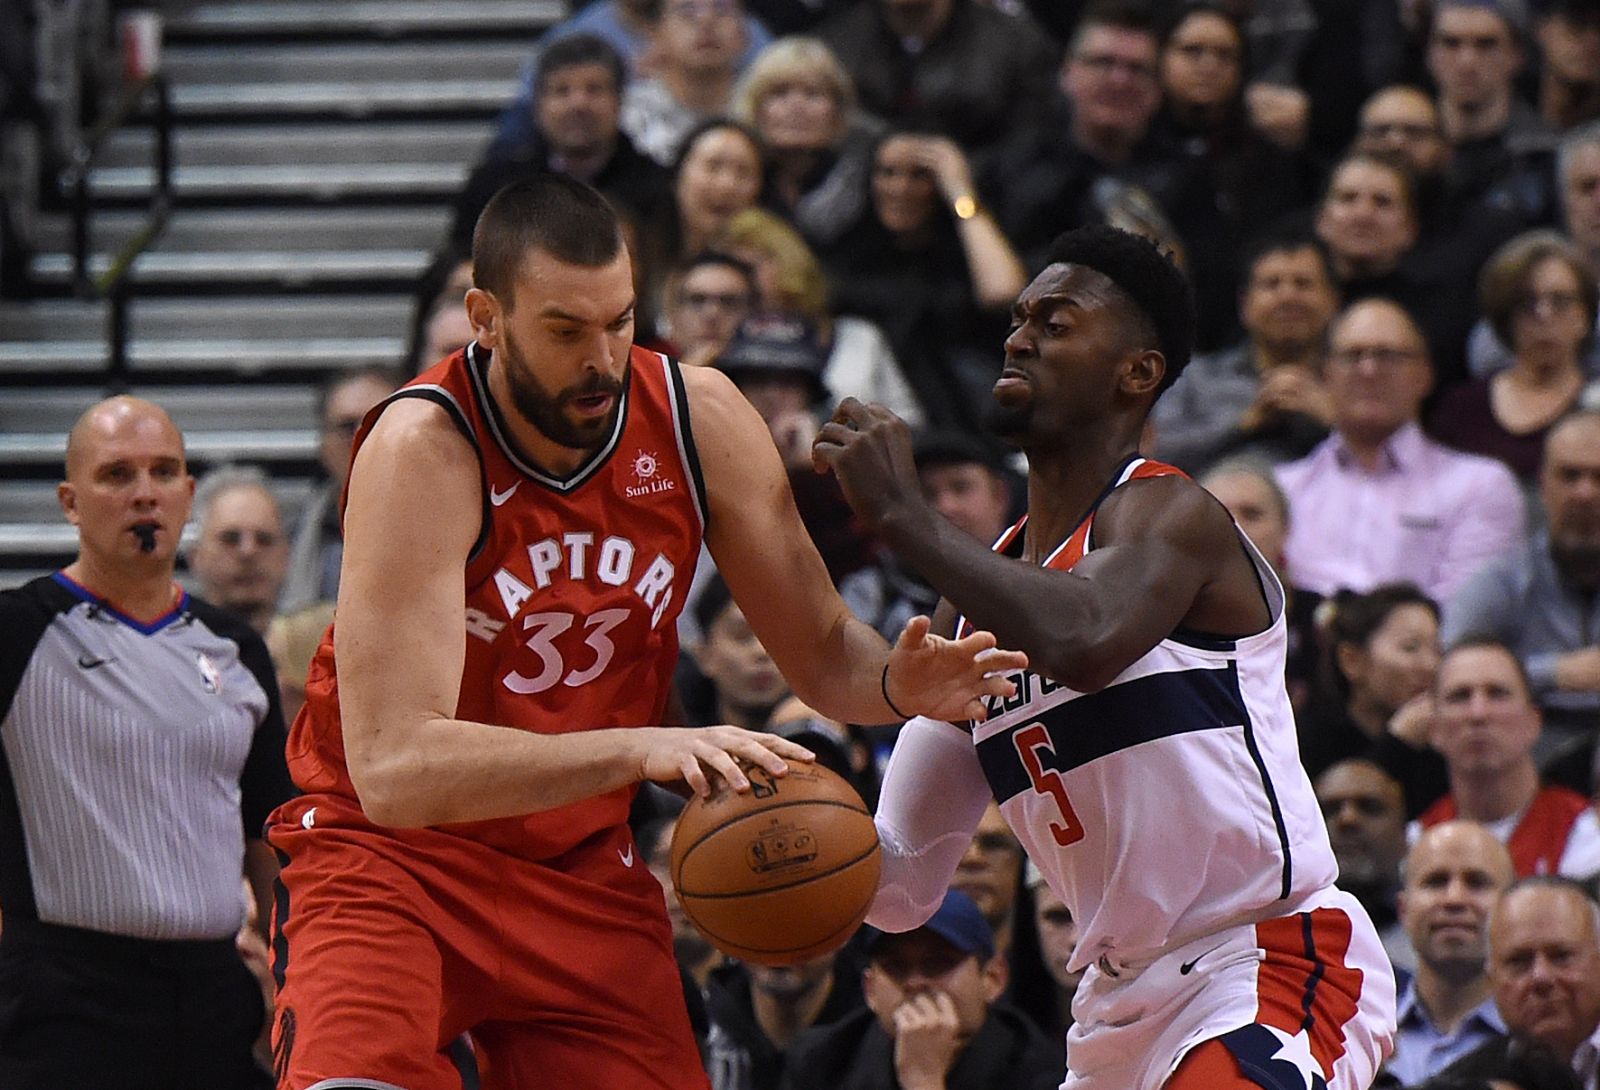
[196,652,222,694]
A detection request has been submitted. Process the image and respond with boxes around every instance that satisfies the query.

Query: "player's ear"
[465,287,501,350]
[1123,349,1165,398]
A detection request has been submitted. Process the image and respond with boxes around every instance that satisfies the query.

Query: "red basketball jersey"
[286,343,707,860]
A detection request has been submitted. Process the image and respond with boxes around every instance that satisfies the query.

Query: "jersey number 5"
[1013,723,1085,847]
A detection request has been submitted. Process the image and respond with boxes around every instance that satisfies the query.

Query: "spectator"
[1151,229,1338,473]
[1427,0,1557,227]
[185,464,289,635]
[718,206,921,424]
[1443,878,1600,1086]
[1315,758,1414,972]
[1150,1,1313,346]
[411,289,476,373]
[1415,640,1600,881]
[636,118,767,337]
[264,599,334,727]
[813,0,1058,173]
[821,128,1024,433]
[0,396,293,1088]
[454,35,669,251]
[987,2,1211,286]
[730,36,878,248]
[641,813,727,989]
[782,888,1060,1090]
[1275,298,1526,604]
[1560,123,1600,272]
[658,249,759,367]
[1536,1,1600,132]
[1197,458,1323,709]
[487,0,775,155]
[622,0,751,166]
[688,571,793,728]
[1388,822,1516,1088]
[953,802,1024,959]
[280,368,400,612]
[704,952,864,1090]
[1433,231,1597,482]
[839,429,1013,657]
[1443,410,1600,743]
[1024,864,1083,1058]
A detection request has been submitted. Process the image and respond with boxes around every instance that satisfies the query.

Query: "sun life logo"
[626,449,676,498]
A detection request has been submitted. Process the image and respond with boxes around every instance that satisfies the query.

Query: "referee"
[0,396,294,1089]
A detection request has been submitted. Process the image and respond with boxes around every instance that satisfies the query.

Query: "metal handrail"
[62,73,175,388]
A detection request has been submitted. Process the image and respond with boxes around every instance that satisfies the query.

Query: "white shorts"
[1062,888,1397,1090]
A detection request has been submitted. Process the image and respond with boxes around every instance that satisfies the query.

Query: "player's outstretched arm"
[815,398,1250,692]
[686,366,1025,725]
[335,399,810,827]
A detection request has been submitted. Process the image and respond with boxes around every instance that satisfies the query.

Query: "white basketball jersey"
[964,457,1337,972]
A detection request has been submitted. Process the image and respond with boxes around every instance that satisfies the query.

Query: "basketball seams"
[676,840,882,900]
[675,854,880,959]
[672,796,872,877]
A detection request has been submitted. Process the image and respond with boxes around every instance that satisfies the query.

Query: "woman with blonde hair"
[718,206,923,425]
[731,36,880,247]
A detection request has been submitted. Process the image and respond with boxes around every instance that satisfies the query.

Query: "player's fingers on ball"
[757,733,814,764]
[736,737,792,776]
[682,756,711,798]
[704,748,751,792]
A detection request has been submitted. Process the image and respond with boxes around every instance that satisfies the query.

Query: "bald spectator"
[1428,0,1558,227]
[1275,298,1525,604]
[1444,411,1600,745]
[1441,878,1600,1087]
[280,368,400,612]
[186,465,289,635]
[1414,640,1600,881]
[1387,822,1516,1087]
[1316,758,1413,971]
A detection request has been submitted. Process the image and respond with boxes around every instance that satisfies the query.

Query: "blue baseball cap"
[864,887,995,961]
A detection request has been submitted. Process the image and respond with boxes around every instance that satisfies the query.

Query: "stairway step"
[101,122,492,167]
[167,0,566,40]
[163,40,533,84]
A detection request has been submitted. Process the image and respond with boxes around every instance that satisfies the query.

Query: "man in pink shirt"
[1275,297,1524,603]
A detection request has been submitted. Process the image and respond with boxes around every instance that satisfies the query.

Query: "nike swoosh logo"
[77,655,113,670]
[489,481,521,506]
[1179,943,1226,975]
[618,845,634,868]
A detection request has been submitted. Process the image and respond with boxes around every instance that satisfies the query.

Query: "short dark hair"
[535,33,626,97]
[1439,636,1535,702]
[1071,0,1159,51]
[692,571,735,638]
[1238,225,1338,297]
[1478,230,1600,353]
[471,174,625,305]
[1043,224,1196,395]
[672,249,758,303]
[1321,582,1439,697]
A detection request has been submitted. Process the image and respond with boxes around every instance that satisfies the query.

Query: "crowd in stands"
[13,0,1600,1085]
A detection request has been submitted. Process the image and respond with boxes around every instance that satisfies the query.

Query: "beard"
[501,332,625,452]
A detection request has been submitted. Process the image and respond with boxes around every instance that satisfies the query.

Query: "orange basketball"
[669,761,881,966]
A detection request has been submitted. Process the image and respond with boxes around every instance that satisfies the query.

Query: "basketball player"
[264,175,1026,1090]
[812,226,1397,1090]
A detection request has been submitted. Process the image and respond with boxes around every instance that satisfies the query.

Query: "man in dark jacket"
[782,889,1060,1090]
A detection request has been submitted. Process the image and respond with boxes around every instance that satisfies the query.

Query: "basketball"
[669,761,880,966]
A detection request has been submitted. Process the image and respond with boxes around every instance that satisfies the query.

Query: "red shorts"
[265,793,708,1090]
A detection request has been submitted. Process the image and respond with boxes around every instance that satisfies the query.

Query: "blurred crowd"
[12,0,1600,1086]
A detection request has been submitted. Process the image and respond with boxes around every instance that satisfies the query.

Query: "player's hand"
[887,615,1027,724]
[636,726,815,798]
[891,991,963,1090]
[811,397,922,532]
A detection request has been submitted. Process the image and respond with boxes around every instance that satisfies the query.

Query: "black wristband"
[881,662,912,720]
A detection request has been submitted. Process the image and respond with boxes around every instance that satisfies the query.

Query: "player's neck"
[1021,443,1142,563]
[61,557,180,623]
